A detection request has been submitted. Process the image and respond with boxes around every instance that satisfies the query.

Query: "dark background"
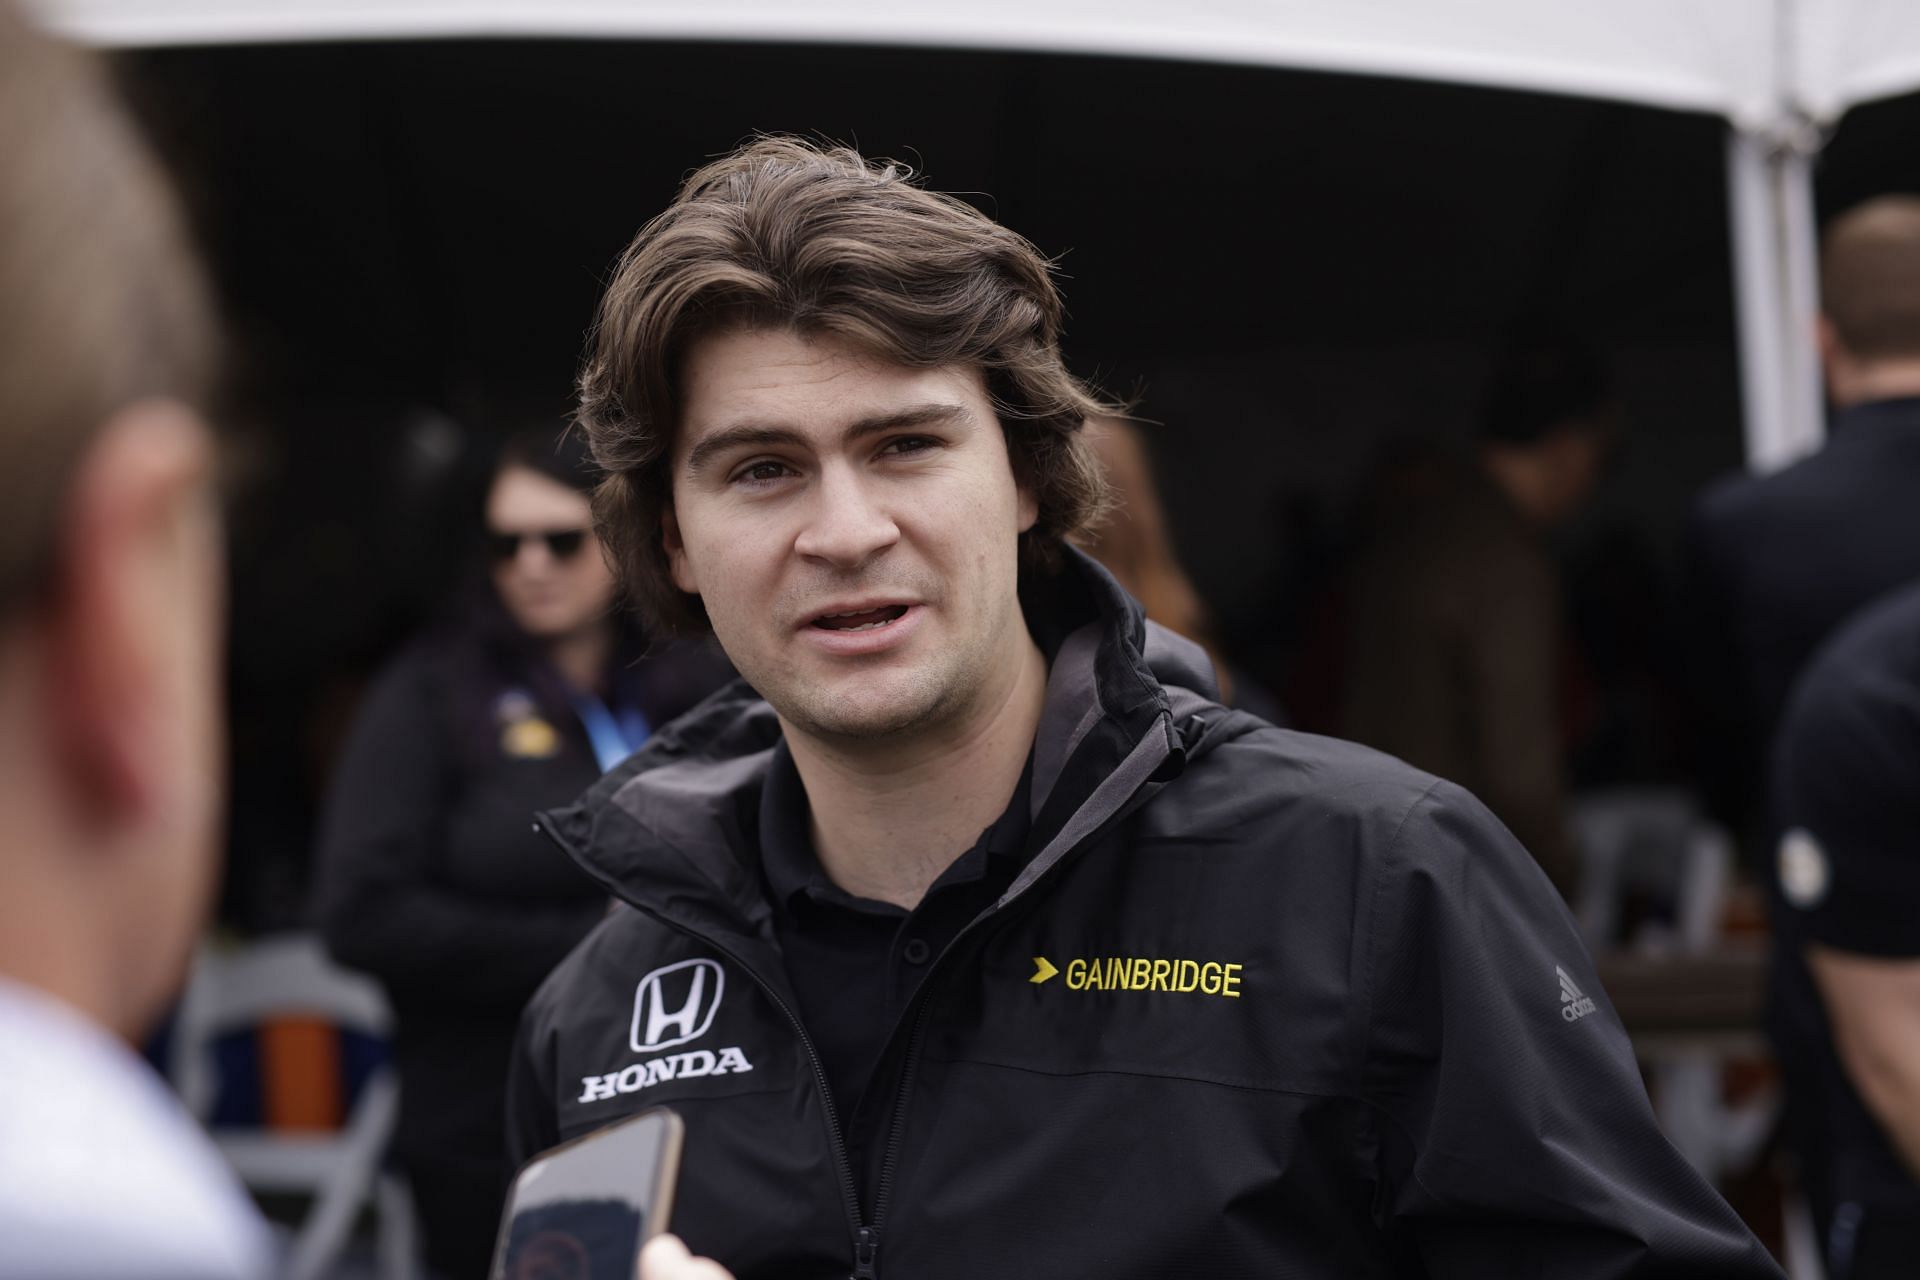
[110,38,1920,927]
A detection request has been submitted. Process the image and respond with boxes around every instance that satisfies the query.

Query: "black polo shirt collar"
[757,738,1033,918]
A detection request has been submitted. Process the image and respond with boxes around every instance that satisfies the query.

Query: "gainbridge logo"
[1029,954,1245,998]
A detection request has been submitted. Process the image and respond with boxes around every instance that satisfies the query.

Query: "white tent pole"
[1726,112,1826,476]
[1727,129,1792,473]
[1731,0,1824,475]
[1778,139,1825,462]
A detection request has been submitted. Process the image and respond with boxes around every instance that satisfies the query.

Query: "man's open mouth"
[811,605,910,632]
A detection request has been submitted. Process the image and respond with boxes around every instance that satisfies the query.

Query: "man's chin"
[775,680,949,745]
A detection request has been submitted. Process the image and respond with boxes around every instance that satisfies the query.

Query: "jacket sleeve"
[1361,780,1781,1278]
[314,652,606,1009]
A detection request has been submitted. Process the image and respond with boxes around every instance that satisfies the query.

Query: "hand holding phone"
[491,1107,684,1280]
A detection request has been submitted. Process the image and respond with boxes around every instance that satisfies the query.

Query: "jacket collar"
[537,548,1221,943]
[1831,395,1920,441]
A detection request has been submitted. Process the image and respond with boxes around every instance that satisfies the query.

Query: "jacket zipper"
[856,725,1192,1262]
[860,995,932,1273]
[858,899,1017,1270]
[852,1225,880,1279]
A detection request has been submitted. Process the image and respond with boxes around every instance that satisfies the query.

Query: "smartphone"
[490,1106,685,1280]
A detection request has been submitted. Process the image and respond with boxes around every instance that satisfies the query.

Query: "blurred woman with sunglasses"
[316,427,731,1280]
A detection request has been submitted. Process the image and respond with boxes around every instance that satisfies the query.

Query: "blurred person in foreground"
[0,6,269,1277]
[1690,196,1920,841]
[1342,343,1612,897]
[317,427,728,1279]
[1769,581,1920,1278]
[505,138,1776,1279]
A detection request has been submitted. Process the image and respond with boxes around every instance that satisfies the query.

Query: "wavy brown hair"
[576,137,1114,633]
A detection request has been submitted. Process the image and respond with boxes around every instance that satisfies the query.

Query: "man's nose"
[793,468,900,568]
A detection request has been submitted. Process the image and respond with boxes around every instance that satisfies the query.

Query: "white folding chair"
[170,934,418,1280]
[1571,786,1732,956]
[1571,788,1774,1184]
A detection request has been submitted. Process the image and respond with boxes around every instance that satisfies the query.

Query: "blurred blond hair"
[0,5,217,609]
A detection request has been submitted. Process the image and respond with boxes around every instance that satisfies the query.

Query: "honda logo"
[630,958,725,1053]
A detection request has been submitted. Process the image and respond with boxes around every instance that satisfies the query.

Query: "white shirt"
[0,978,272,1279]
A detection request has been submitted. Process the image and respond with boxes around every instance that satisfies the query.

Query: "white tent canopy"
[1794,0,1920,124]
[29,2,1773,119]
[33,0,1920,470]
[36,0,1920,125]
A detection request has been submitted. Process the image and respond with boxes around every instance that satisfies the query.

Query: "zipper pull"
[851,1225,880,1279]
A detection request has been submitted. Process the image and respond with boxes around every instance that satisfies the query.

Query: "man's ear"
[1817,313,1852,401]
[1015,483,1040,536]
[44,401,219,821]
[662,503,699,595]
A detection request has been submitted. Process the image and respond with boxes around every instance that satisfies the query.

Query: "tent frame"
[1728,120,1826,473]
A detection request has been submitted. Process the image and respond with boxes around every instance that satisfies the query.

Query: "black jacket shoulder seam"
[1353,778,1447,1093]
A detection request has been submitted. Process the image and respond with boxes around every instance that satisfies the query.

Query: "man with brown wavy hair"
[0,4,267,1275]
[509,138,1778,1280]
[577,137,1112,636]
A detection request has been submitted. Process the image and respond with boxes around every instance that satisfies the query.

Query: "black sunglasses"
[486,528,589,562]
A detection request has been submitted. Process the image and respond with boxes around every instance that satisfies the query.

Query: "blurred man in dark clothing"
[1689,196,1920,840]
[1768,582,1920,1278]
[1343,345,1611,896]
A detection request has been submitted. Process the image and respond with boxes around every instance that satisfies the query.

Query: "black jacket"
[1687,396,1920,829]
[510,556,1779,1279]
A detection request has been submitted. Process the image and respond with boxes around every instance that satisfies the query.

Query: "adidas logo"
[1558,965,1597,1023]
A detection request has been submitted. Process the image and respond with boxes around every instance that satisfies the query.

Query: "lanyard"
[570,692,652,772]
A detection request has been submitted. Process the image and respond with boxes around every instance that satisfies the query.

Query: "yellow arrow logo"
[1030,957,1059,984]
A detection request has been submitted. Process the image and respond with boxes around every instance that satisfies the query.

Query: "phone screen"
[491,1107,683,1280]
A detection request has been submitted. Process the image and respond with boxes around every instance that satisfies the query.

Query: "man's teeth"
[815,606,907,631]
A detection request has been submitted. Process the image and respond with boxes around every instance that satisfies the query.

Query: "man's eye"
[882,436,938,457]
[733,461,791,485]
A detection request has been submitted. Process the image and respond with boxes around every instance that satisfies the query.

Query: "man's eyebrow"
[682,425,805,479]
[681,402,974,479]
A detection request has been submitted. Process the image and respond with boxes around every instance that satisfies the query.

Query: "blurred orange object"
[260,1018,342,1132]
